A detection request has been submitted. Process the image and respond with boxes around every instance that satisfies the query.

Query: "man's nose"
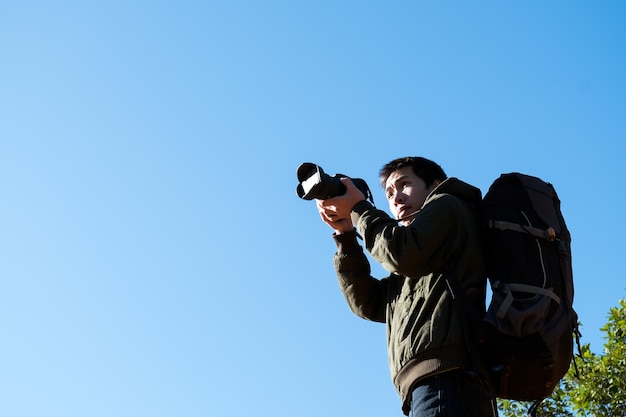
[394,192,405,204]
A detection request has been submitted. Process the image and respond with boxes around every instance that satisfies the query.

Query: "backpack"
[479,173,578,403]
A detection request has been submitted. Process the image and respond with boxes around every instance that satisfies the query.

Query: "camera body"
[296,162,371,201]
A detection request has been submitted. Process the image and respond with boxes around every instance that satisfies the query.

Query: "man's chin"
[397,212,417,226]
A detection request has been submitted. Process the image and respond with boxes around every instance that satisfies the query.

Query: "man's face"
[385,166,437,225]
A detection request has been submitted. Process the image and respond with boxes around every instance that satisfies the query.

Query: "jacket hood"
[428,177,482,206]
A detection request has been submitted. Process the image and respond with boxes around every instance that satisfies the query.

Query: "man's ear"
[428,179,442,191]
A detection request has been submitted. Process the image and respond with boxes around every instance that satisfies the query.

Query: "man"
[316,156,498,417]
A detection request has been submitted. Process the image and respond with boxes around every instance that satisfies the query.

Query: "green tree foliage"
[499,297,626,417]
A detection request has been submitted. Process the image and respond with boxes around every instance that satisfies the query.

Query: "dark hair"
[379,156,447,189]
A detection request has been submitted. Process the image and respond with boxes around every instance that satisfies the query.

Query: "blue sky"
[1,2,625,416]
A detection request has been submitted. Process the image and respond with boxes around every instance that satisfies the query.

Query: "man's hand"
[316,177,366,234]
[316,201,354,234]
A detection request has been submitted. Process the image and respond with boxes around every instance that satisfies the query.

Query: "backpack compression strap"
[492,281,561,319]
[488,220,556,242]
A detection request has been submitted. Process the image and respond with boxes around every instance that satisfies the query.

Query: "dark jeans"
[409,370,498,417]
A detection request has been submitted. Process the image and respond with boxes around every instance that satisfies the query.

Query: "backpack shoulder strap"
[442,274,485,374]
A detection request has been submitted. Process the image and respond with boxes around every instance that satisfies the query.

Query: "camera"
[296,162,372,202]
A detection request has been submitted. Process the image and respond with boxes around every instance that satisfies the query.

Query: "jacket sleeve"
[350,196,458,278]
[332,230,387,323]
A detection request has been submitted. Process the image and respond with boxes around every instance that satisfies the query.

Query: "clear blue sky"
[1,2,625,417]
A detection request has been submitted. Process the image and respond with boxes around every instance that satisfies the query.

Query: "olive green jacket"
[332,177,486,415]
